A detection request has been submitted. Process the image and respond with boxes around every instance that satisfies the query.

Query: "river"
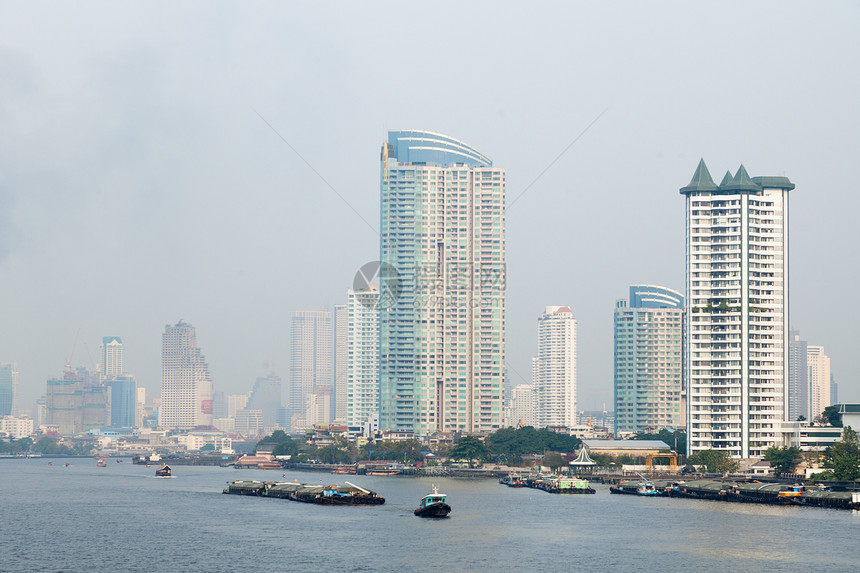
[1,458,858,572]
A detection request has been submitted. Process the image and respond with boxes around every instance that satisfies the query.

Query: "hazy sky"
[2,1,858,413]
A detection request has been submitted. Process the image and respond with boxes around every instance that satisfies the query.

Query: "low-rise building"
[0,415,34,439]
[581,439,672,459]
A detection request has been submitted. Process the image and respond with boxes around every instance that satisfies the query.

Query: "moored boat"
[414,485,451,518]
[155,464,172,477]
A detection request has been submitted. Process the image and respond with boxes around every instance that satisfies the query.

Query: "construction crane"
[64,329,81,375]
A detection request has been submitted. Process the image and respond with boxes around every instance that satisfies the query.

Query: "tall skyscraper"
[807,345,831,421]
[346,286,379,428]
[379,130,505,435]
[681,160,794,458]
[830,373,838,405]
[246,373,283,427]
[0,363,19,416]
[533,306,577,428]
[107,375,136,428]
[332,304,348,423]
[159,320,214,429]
[788,329,809,420]
[101,337,123,380]
[289,310,331,429]
[614,285,685,435]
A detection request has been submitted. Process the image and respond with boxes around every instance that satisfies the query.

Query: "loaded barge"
[614,478,860,511]
[223,480,385,505]
[501,474,595,494]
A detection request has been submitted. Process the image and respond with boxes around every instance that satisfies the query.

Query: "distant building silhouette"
[159,320,214,429]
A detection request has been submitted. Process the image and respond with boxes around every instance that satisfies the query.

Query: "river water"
[1,458,859,572]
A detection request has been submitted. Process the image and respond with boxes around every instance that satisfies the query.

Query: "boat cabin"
[419,492,446,509]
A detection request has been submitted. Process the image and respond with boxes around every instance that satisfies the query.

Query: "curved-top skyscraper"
[379,130,505,435]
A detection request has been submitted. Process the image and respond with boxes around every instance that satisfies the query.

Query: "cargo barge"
[223,480,385,505]
[522,475,595,494]
[671,480,860,511]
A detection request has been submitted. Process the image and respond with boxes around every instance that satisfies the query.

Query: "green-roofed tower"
[681,160,795,460]
[680,158,718,194]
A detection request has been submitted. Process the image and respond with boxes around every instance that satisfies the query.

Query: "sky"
[1,1,858,413]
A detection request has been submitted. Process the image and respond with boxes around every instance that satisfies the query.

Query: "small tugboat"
[155,464,172,477]
[414,485,451,518]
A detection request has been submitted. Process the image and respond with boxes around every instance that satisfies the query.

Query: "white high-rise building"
[807,345,831,421]
[159,320,214,429]
[533,306,577,428]
[506,384,536,428]
[333,304,348,424]
[346,286,379,428]
[101,337,123,380]
[289,310,331,429]
[379,130,506,435]
[682,160,794,458]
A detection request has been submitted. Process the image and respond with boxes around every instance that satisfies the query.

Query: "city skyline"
[1,2,858,415]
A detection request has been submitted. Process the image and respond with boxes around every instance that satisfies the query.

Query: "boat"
[499,473,524,487]
[97,458,108,467]
[637,482,660,496]
[155,464,172,477]
[414,485,451,518]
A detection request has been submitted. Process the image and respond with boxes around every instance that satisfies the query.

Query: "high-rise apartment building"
[681,160,794,458]
[0,363,19,416]
[505,384,536,428]
[379,130,505,435]
[333,304,348,423]
[788,329,809,420]
[289,310,331,429]
[346,286,379,428]
[533,306,577,428]
[159,320,214,429]
[614,285,685,435]
[807,345,831,421]
[101,337,123,380]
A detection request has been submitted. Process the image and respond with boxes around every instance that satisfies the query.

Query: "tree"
[542,451,566,472]
[687,449,739,474]
[482,427,581,465]
[823,426,860,480]
[616,454,636,466]
[257,430,300,457]
[763,446,802,475]
[822,405,843,428]
[448,436,487,468]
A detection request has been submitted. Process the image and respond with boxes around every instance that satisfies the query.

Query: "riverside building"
[159,320,214,429]
[614,285,685,435]
[346,286,379,428]
[379,130,505,435]
[533,306,577,428]
[681,160,794,458]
